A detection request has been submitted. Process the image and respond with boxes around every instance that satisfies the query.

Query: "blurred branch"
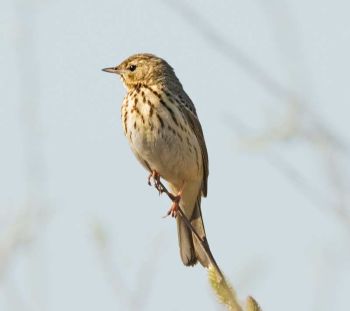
[165,0,350,220]
[0,207,48,311]
[246,296,262,311]
[165,3,350,311]
[164,0,349,155]
[15,0,48,203]
[150,180,261,311]
[224,113,350,225]
[0,209,43,278]
[164,0,291,100]
[93,181,263,311]
[0,1,52,310]
[92,221,164,311]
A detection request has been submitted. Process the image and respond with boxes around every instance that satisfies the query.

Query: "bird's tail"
[176,196,209,267]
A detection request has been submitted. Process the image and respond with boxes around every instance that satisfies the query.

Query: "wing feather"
[179,104,209,197]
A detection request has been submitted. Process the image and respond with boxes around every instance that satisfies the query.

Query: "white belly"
[121,91,202,187]
[129,115,201,186]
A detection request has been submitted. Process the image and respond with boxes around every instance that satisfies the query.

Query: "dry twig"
[152,179,261,311]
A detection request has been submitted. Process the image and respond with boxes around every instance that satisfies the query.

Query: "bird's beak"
[102,66,121,74]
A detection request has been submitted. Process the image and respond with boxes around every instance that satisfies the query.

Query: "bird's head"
[102,53,180,90]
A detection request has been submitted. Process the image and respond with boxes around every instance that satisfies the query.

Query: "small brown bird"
[103,53,210,267]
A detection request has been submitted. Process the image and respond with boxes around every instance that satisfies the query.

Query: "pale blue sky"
[1,1,350,310]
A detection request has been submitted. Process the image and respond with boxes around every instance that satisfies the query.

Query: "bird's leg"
[148,170,163,194]
[164,192,182,218]
[149,175,182,218]
[147,173,152,186]
[163,183,185,218]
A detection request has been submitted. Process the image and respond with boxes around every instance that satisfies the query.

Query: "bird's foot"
[148,170,163,194]
[163,193,181,218]
[148,171,182,218]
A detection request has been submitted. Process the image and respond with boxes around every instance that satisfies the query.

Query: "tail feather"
[177,196,209,267]
[177,216,197,266]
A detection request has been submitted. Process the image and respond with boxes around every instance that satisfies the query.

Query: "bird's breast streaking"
[121,83,202,188]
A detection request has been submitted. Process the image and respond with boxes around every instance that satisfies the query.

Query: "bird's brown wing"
[179,105,209,197]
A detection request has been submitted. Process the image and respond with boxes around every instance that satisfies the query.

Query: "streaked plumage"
[103,53,209,267]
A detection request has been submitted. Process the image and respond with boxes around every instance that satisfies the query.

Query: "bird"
[102,53,210,267]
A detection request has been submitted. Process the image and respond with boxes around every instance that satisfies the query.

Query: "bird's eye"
[129,64,137,72]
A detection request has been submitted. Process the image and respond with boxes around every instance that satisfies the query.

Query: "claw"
[148,170,163,194]
[147,173,152,186]
[163,194,181,218]
[147,171,182,218]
